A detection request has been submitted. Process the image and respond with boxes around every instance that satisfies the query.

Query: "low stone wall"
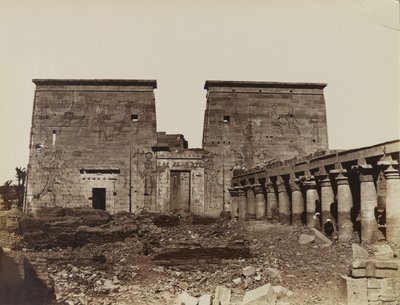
[342,244,400,305]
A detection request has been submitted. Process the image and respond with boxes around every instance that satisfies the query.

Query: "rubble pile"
[0,208,355,305]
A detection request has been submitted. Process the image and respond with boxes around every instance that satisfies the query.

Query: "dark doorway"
[92,188,106,210]
[170,171,190,212]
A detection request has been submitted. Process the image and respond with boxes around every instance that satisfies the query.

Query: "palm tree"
[15,167,26,208]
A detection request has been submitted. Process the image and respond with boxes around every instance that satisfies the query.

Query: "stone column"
[352,161,378,243]
[245,183,256,219]
[331,169,353,242]
[228,187,239,219]
[289,176,304,226]
[302,175,319,228]
[378,158,400,244]
[254,183,266,220]
[277,176,291,224]
[315,168,335,226]
[237,187,248,221]
[265,178,278,220]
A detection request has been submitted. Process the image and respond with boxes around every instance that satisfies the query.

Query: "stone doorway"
[170,171,190,212]
[92,188,106,210]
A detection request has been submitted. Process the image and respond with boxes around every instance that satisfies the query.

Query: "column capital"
[252,183,264,194]
[351,160,374,183]
[235,186,246,197]
[276,176,287,193]
[228,187,238,197]
[299,175,316,189]
[314,166,329,181]
[383,165,400,180]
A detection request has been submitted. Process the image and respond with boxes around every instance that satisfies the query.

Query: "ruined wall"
[26,80,158,213]
[156,149,205,214]
[202,81,329,214]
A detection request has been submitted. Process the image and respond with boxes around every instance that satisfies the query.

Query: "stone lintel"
[33,79,157,88]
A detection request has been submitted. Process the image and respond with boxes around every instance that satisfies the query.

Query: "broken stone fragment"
[265,267,281,278]
[272,285,288,299]
[242,266,256,277]
[241,283,277,305]
[372,244,394,259]
[351,244,369,259]
[298,234,315,245]
[176,291,198,305]
[214,286,231,305]
[232,277,243,286]
[198,294,212,305]
[311,228,332,245]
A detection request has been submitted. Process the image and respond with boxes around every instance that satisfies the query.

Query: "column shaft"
[254,184,266,220]
[266,182,277,220]
[291,185,304,226]
[246,186,256,219]
[336,175,354,242]
[384,166,400,244]
[238,188,248,221]
[305,179,319,228]
[277,178,291,224]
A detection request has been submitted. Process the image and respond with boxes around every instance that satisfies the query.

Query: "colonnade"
[229,154,400,245]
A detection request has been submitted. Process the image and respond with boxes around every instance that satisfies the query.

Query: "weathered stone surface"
[299,234,315,245]
[352,244,369,259]
[272,285,288,299]
[198,294,212,305]
[232,277,243,286]
[311,228,332,245]
[241,283,277,305]
[341,276,368,305]
[266,267,281,278]
[214,286,231,305]
[176,291,198,305]
[372,244,394,259]
[242,266,256,277]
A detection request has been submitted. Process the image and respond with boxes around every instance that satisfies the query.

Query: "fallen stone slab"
[341,276,367,305]
[299,234,315,245]
[311,228,332,245]
[372,244,394,259]
[241,283,276,305]
[199,294,212,305]
[243,266,256,277]
[215,286,231,305]
[176,291,198,305]
[232,277,243,286]
[352,244,369,259]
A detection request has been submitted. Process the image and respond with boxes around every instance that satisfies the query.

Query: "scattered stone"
[112,276,120,285]
[176,291,198,305]
[254,274,261,282]
[299,234,315,245]
[232,277,243,286]
[372,244,394,259]
[199,294,212,305]
[352,244,369,259]
[243,266,256,277]
[272,286,288,299]
[311,228,333,245]
[244,278,252,289]
[214,286,231,305]
[241,283,277,305]
[102,279,119,292]
[266,267,281,278]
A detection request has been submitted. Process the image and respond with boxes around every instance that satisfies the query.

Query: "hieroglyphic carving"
[285,105,303,136]
[204,151,222,208]
[309,116,320,141]
[141,152,156,210]
[33,147,71,206]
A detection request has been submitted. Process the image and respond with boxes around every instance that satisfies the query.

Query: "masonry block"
[341,276,368,305]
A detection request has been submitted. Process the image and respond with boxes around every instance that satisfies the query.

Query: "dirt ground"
[0,209,353,305]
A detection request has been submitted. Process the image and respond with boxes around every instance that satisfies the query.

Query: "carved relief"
[141,152,156,210]
[34,147,71,206]
[204,151,222,208]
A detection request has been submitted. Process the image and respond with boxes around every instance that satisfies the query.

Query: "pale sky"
[0,0,399,183]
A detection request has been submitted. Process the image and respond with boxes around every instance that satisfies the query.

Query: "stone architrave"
[302,174,319,228]
[253,183,266,220]
[237,187,248,221]
[331,168,353,242]
[289,175,304,226]
[265,178,278,220]
[378,157,400,245]
[277,176,291,225]
[352,160,378,243]
[245,183,256,219]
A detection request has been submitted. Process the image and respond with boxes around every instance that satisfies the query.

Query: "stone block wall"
[26,80,158,214]
[202,81,329,213]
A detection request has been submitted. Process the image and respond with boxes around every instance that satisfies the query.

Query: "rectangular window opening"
[131,114,139,122]
[223,115,230,123]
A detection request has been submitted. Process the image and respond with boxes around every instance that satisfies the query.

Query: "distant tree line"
[0,167,26,210]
